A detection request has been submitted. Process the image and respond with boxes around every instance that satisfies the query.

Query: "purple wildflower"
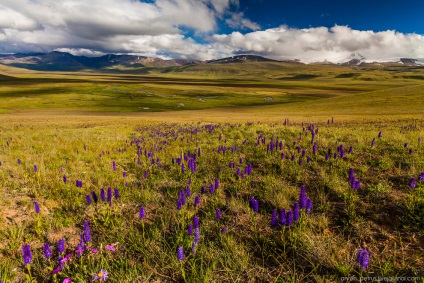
[34,201,40,214]
[177,246,184,262]
[100,188,105,201]
[279,209,286,225]
[83,221,91,243]
[371,138,376,147]
[404,142,408,148]
[214,178,219,189]
[286,211,293,226]
[409,178,416,189]
[356,248,370,270]
[112,161,116,171]
[216,209,221,220]
[221,227,227,234]
[123,171,127,177]
[194,195,200,208]
[18,158,21,164]
[378,131,382,138]
[306,199,313,214]
[63,175,67,184]
[43,242,52,259]
[34,165,38,172]
[22,244,32,266]
[271,209,278,227]
[86,195,92,205]
[418,172,424,182]
[58,239,65,254]
[92,269,108,281]
[186,186,191,198]
[187,225,193,236]
[193,215,199,229]
[114,188,119,199]
[91,191,98,203]
[139,207,145,219]
[194,228,200,243]
[107,187,112,202]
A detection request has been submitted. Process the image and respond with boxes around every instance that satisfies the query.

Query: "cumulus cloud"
[0,0,240,58]
[0,1,423,62]
[212,25,424,63]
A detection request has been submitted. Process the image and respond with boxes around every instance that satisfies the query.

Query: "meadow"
[0,61,424,282]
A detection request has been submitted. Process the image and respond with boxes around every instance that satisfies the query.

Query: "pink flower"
[60,253,72,263]
[63,278,72,283]
[91,248,99,254]
[52,266,63,274]
[105,245,115,252]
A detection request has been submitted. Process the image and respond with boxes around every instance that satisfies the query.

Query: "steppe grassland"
[0,62,423,282]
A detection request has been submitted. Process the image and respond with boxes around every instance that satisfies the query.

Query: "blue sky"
[233,0,424,34]
[0,0,423,62]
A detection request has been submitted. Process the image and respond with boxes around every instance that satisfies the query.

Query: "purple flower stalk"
[107,187,112,202]
[186,186,191,198]
[409,178,416,189]
[34,165,38,172]
[418,172,424,182]
[100,188,105,201]
[216,209,221,220]
[34,201,40,214]
[187,225,193,236]
[279,209,286,225]
[139,207,145,219]
[58,239,65,254]
[306,199,313,214]
[43,242,52,259]
[194,228,200,243]
[112,161,116,171]
[91,191,98,203]
[371,138,376,147]
[193,215,199,229]
[114,188,119,199]
[221,227,227,234]
[123,171,127,177]
[194,195,200,208]
[286,210,293,226]
[356,248,370,270]
[22,244,32,266]
[214,178,219,189]
[86,195,92,205]
[18,158,21,164]
[83,221,91,243]
[177,246,184,262]
[63,175,67,184]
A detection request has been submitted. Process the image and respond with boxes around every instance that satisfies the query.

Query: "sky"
[0,0,423,63]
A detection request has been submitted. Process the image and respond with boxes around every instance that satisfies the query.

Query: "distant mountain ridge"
[0,51,422,71]
[0,51,200,71]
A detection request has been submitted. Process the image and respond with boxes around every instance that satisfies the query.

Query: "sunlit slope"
[265,84,424,117]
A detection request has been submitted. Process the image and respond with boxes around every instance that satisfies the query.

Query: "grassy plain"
[0,62,424,282]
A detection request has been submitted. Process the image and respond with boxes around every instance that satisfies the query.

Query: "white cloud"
[212,25,424,63]
[0,1,423,63]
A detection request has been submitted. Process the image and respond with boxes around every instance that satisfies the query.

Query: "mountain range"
[0,51,421,72]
